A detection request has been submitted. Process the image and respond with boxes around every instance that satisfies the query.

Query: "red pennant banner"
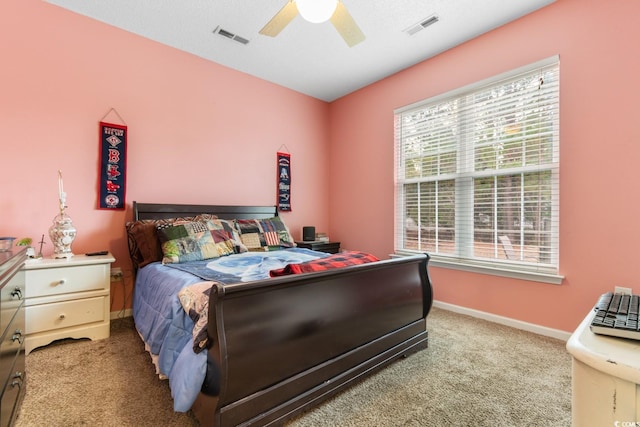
[98,122,127,209]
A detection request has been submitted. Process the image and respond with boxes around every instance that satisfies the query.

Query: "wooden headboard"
[133,202,278,221]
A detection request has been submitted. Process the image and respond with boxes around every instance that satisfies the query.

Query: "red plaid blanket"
[269,251,379,276]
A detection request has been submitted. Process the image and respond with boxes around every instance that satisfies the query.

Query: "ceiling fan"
[259,0,365,47]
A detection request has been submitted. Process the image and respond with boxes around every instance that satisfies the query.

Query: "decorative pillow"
[202,219,248,254]
[125,214,220,269]
[127,217,196,268]
[157,221,235,264]
[234,216,296,251]
[125,221,163,269]
[193,214,218,223]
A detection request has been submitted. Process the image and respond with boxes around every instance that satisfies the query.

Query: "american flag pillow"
[235,216,296,251]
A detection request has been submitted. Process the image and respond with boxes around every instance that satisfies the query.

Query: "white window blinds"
[394,56,560,277]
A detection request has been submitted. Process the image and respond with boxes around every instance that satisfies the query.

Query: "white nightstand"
[23,253,115,354]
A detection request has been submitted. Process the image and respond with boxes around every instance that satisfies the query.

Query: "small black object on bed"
[127,202,433,427]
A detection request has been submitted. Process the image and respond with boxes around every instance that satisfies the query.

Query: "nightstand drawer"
[25,264,109,299]
[25,296,106,335]
[295,241,341,254]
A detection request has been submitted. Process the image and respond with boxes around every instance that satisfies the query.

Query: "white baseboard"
[110,309,133,320]
[432,300,572,342]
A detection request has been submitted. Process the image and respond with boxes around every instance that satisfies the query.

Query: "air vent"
[404,14,439,36]
[214,26,250,45]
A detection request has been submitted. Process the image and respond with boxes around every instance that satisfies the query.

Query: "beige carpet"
[15,307,571,426]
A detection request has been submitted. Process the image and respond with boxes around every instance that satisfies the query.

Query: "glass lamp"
[49,171,76,258]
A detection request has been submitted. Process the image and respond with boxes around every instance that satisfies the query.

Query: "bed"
[126,202,433,426]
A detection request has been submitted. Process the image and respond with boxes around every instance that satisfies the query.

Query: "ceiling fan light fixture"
[296,0,338,24]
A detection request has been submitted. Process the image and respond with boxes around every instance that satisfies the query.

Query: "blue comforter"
[165,247,328,282]
[132,248,328,411]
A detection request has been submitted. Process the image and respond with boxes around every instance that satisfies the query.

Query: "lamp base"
[52,252,74,259]
[49,212,76,259]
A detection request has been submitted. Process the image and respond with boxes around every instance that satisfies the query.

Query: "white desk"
[566,309,640,426]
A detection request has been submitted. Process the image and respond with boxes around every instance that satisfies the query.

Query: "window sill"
[392,252,564,285]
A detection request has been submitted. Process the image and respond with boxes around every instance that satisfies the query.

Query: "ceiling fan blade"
[330,1,365,47]
[259,1,299,37]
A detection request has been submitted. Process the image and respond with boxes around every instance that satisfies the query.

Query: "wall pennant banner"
[98,122,127,209]
[277,151,291,212]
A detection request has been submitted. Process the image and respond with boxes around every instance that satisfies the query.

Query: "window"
[394,56,560,283]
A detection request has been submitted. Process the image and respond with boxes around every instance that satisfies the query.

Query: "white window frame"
[394,56,563,284]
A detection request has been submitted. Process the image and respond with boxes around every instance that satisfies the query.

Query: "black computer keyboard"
[590,292,640,340]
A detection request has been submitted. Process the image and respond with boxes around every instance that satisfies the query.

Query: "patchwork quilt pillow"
[126,214,215,269]
[235,216,296,251]
[202,219,248,254]
[157,221,235,264]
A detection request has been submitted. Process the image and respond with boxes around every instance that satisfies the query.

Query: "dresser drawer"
[1,270,24,337]
[0,248,27,426]
[25,264,109,299]
[25,296,106,335]
[0,303,24,390]
[0,353,25,427]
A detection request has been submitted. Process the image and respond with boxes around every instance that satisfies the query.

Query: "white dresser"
[23,253,115,354]
[566,309,640,426]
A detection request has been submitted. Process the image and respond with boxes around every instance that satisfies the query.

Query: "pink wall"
[5,0,639,333]
[329,0,640,332]
[2,1,330,311]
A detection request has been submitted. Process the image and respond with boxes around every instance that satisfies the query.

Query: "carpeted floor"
[15,307,571,426]
[287,307,571,426]
[15,317,199,427]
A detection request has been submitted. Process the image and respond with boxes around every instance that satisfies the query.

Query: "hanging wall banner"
[98,122,127,209]
[277,151,291,212]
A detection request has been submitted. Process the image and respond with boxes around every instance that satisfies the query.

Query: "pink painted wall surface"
[2,1,330,312]
[329,0,640,332]
[4,0,640,332]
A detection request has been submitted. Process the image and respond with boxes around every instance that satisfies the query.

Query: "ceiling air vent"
[214,26,249,45]
[404,14,439,36]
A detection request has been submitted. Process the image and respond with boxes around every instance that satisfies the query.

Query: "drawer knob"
[59,313,66,320]
[56,279,66,286]
[10,287,22,300]
[11,330,23,344]
[11,372,23,388]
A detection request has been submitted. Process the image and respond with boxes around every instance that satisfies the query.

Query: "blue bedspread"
[132,248,328,412]
[165,247,328,282]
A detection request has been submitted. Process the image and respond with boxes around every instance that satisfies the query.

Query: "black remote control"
[86,251,108,256]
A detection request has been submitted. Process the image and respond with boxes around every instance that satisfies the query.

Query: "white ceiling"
[45,0,556,102]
